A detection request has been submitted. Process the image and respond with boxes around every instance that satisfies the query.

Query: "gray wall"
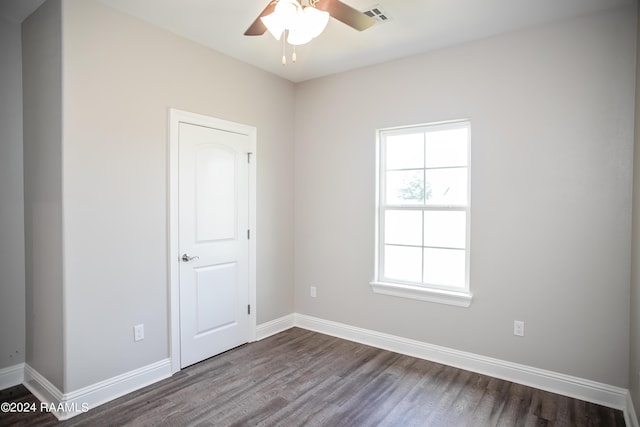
[294,5,636,387]
[629,2,640,415]
[10,0,639,399]
[0,14,26,371]
[61,0,295,391]
[22,0,64,390]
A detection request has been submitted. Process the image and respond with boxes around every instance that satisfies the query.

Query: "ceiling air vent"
[362,5,392,24]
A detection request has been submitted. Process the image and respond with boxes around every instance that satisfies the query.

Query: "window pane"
[384,245,422,283]
[386,170,424,205]
[423,211,466,249]
[385,210,422,246]
[378,121,471,296]
[423,248,465,288]
[386,133,424,170]
[424,168,467,205]
[425,128,468,168]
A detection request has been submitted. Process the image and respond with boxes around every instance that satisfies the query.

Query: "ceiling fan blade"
[314,0,375,31]
[244,1,277,36]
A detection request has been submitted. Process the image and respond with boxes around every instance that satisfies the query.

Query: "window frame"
[371,120,472,307]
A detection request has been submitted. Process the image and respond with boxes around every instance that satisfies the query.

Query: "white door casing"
[169,109,256,372]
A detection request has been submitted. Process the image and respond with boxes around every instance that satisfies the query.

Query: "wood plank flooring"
[0,327,626,426]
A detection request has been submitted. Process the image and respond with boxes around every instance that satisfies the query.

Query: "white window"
[371,120,472,307]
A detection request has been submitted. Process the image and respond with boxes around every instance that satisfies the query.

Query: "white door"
[178,121,252,368]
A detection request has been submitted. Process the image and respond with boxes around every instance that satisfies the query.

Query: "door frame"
[168,108,257,374]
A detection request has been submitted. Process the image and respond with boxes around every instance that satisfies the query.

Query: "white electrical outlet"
[134,324,144,342]
[513,320,525,337]
[310,286,317,298]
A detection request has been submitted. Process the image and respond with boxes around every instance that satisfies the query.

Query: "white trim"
[0,363,24,390]
[23,364,64,418]
[247,133,257,344]
[626,391,639,427]
[293,313,627,411]
[374,121,472,303]
[370,281,472,307]
[168,108,180,374]
[168,109,257,374]
[23,360,171,420]
[256,314,296,340]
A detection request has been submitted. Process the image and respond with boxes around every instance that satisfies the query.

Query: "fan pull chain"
[279,30,299,65]
[282,30,287,65]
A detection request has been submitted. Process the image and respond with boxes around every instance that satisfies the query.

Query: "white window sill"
[369,281,472,307]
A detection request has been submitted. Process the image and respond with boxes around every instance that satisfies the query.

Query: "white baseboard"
[293,313,629,412]
[256,313,295,341]
[24,359,172,420]
[0,363,24,390]
[23,364,65,419]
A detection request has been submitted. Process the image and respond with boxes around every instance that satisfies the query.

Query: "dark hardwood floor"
[0,327,626,426]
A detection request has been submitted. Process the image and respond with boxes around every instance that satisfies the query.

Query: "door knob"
[181,254,200,262]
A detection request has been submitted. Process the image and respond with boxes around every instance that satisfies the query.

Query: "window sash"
[379,207,469,291]
[376,120,470,294]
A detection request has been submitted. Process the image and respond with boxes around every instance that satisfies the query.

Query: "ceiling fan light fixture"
[260,13,285,40]
[287,7,328,45]
[247,0,374,65]
[261,0,329,46]
[287,27,313,46]
[302,6,329,39]
[260,0,299,41]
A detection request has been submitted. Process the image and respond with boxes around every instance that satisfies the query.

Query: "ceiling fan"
[244,0,376,37]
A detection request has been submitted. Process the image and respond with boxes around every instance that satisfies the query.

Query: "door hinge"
[248,304,251,315]
[247,152,253,163]
[247,229,250,239]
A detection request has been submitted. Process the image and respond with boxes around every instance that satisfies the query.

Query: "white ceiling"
[2,0,634,82]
